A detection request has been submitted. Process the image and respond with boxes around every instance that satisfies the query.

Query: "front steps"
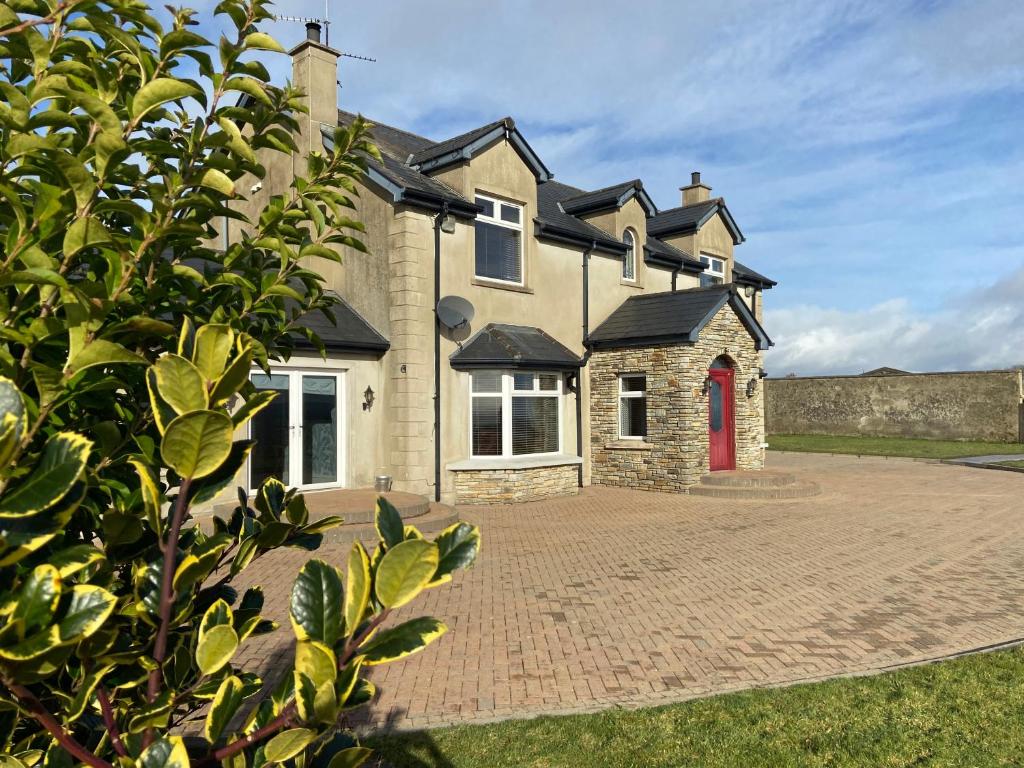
[689,469,821,499]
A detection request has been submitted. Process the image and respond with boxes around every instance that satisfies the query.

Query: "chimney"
[680,170,712,206]
[289,23,340,153]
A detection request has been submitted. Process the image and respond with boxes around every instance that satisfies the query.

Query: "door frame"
[246,368,347,492]
[708,366,736,471]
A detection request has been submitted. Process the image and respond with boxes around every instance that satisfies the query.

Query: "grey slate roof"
[450,323,582,370]
[294,292,389,354]
[732,259,777,288]
[587,285,771,350]
[535,180,626,254]
[648,198,745,244]
[644,235,705,273]
[408,118,509,166]
[559,179,656,216]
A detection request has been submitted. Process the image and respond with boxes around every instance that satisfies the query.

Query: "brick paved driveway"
[234,453,1024,730]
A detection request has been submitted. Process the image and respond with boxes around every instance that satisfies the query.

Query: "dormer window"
[475,194,523,285]
[700,253,725,286]
[622,229,637,282]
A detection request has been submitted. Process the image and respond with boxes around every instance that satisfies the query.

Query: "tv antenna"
[275,2,376,62]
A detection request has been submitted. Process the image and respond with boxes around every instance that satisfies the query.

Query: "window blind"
[511,397,558,455]
[475,221,522,283]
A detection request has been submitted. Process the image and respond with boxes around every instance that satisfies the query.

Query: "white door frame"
[246,368,346,492]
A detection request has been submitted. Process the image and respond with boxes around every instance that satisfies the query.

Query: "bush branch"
[97,686,128,758]
[4,681,112,768]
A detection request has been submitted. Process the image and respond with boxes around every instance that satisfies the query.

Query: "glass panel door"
[250,373,290,487]
[302,375,338,486]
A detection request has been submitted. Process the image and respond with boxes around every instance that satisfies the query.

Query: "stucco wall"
[589,304,766,492]
[765,370,1024,442]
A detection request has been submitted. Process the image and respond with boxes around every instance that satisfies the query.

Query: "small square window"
[472,371,502,393]
[513,372,534,390]
[474,197,494,217]
[538,374,559,391]
[500,204,520,224]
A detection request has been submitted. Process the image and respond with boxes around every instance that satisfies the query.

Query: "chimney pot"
[691,171,701,185]
[305,22,322,43]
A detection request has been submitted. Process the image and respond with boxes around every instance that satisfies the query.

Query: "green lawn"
[996,460,1024,470]
[767,433,1024,459]
[367,647,1024,767]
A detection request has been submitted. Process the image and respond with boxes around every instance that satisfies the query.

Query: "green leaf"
[326,747,373,768]
[131,78,200,119]
[192,324,234,381]
[294,640,336,688]
[344,542,371,633]
[189,440,254,505]
[196,623,238,675]
[264,728,315,763]
[433,522,481,581]
[62,216,110,258]
[46,544,104,578]
[66,339,146,375]
[160,410,233,479]
[375,497,404,549]
[153,354,208,414]
[289,559,343,646]
[205,675,244,742]
[129,459,164,535]
[0,432,91,518]
[0,626,61,661]
[243,32,285,53]
[374,539,439,610]
[57,585,116,641]
[146,368,178,435]
[14,565,61,633]
[199,599,233,642]
[199,168,235,196]
[210,342,252,405]
[359,617,447,665]
[137,736,189,768]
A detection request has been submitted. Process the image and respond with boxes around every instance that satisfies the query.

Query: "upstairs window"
[618,375,647,439]
[700,253,725,286]
[471,371,562,458]
[475,194,523,285]
[622,229,637,281]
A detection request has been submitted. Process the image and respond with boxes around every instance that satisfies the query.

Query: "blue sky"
[195,0,1023,374]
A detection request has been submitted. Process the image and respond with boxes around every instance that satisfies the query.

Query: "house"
[219,24,776,505]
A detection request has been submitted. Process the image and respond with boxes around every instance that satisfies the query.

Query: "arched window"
[622,229,636,281]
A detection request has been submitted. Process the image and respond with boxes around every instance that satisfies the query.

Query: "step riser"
[319,501,430,526]
[700,472,797,488]
[322,507,458,545]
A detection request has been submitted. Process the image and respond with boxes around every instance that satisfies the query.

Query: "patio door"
[248,370,345,491]
[708,362,736,471]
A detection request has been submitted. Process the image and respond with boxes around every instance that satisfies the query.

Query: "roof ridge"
[655,197,723,215]
[561,178,641,201]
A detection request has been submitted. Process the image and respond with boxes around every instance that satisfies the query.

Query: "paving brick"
[233,453,1024,730]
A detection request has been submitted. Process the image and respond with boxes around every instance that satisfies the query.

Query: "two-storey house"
[221,26,776,505]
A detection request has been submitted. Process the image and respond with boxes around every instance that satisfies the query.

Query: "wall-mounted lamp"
[701,375,711,396]
[746,378,757,398]
[362,385,375,411]
[758,367,768,379]
[744,284,756,298]
[440,214,456,234]
[565,372,579,394]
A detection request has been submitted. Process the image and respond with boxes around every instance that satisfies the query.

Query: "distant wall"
[765,369,1024,442]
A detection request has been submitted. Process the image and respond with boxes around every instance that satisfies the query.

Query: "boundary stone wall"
[765,369,1024,442]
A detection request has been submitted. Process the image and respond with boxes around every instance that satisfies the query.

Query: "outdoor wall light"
[440,214,456,234]
[701,375,711,396]
[362,385,375,411]
[746,378,758,398]
[744,284,756,298]
[565,372,579,394]
[759,367,768,379]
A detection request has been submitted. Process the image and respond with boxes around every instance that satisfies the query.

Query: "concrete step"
[322,503,459,545]
[689,480,821,499]
[699,470,798,488]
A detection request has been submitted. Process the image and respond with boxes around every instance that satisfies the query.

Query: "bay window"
[474,194,523,285]
[470,371,562,458]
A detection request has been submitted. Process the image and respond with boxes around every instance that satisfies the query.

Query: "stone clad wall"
[589,306,765,492]
[452,464,580,505]
[765,369,1024,442]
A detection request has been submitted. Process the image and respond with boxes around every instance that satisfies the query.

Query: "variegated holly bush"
[0,1,480,766]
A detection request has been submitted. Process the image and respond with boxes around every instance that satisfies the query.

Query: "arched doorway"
[708,357,736,471]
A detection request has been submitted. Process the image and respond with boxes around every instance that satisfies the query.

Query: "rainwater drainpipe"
[575,239,597,487]
[432,202,449,503]
[671,267,679,292]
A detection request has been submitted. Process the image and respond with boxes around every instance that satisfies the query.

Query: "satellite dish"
[436,295,475,330]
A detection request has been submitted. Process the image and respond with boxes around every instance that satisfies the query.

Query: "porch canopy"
[450,323,582,371]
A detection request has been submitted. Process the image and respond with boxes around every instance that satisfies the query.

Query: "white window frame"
[469,371,563,459]
[622,228,637,282]
[700,253,725,286]
[618,374,647,440]
[246,368,346,492]
[473,193,525,286]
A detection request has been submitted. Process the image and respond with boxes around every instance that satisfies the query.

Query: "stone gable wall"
[589,305,765,492]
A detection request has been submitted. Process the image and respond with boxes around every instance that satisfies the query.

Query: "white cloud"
[765,265,1024,375]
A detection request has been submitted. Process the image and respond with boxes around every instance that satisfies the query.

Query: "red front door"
[708,367,736,471]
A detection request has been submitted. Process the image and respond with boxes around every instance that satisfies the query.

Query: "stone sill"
[447,454,583,471]
[471,277,534,295]
[605,440,654,451]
